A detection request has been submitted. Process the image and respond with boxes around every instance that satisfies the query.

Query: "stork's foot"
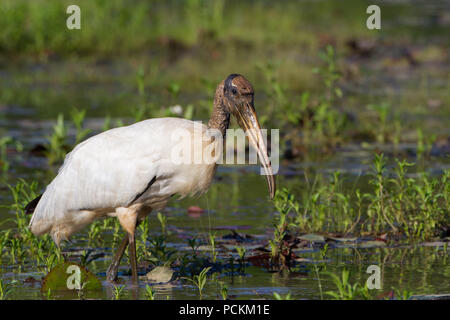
[106,235,129,282]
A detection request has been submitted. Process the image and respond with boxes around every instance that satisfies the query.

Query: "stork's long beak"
[234,102,276,199]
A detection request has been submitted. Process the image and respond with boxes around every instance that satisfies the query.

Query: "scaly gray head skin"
[221,74,276,199]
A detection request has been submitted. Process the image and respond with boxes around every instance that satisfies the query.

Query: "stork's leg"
[128,228,138,284]
[115,206,140,284]
[106,235,129,282]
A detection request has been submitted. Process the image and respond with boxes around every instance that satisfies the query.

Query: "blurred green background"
[0,0,448,156]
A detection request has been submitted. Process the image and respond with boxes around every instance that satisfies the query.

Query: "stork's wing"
[29,118,195,233]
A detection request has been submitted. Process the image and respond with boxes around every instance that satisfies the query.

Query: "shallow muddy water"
[0,123,448,299]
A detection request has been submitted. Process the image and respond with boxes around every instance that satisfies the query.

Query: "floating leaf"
[357,241,387,248]
[327,236,357,242]
[41,262,101,293]
[298,234,326,243]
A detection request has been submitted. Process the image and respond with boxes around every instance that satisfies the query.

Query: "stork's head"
[222,74,276,199]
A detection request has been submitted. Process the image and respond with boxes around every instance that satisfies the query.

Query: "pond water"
[0,127,448,299]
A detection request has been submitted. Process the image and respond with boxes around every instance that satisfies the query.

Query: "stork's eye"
[232,88,238,95]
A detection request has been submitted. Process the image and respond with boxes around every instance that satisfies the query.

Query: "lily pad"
[292,247,316,254]
[357,240,387,248]
[298,234,326,243]
[146,266,176,283]
[326,236,357,242]
[334,240,387,249]
[41,261,102,293]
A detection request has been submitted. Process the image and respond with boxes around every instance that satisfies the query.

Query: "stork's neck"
[208,81,230,136]
[208,104,230,136]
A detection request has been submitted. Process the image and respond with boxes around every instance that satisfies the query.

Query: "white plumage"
[29,118,217,245]
[27,74,275,283]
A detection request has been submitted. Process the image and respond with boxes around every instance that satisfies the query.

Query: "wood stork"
[25,74,275,283]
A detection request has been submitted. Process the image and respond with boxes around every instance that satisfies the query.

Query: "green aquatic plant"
[111,218,122,243]
[416,127,436,159]
[297,171,355,233]
[28,233,54,262]
[45,109,92,164]
[187,238,199,257]
[273,292,292,300]
[311,45,346,148]
[133,66,151,122]
[365,153,391,233]
[274,177,353,236]
[8,237,26,263]
[183,266,212,300]
[46,113,68,165]
[0,136,12,173]
[102,115,112,132]
[325,269,372,300]
[258,45,347,153]
[70,108,91,144]
[182,104,194,120]
[111,285,126,300]
[365,154,448,239]
[273,154,448,239]
[36,246,64,273]
[314,45,342,104]
[219,282,228,300]
[137,217,150,260]
[367,103,390,144]
[79,249,97,267]
[0,279,11,300]
[209,232,218,263]
[393,288,413,300]
[145,285,156,300]
[87,220,104,245]
[0,231,10,260]
[45,288,53,300]
[157,212,167,235]
[256,61,288,127]
[146,235,177,266]
[168,82,180,101]
[235,246,246,273]
[5,179,40,246]
[270,188,298,270]
[136,65,146,97]
[312,244,329,300]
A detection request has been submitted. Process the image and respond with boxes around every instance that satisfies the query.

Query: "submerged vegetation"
[268,154,448,271]
[273,155,448,240]
[0,150,447,299]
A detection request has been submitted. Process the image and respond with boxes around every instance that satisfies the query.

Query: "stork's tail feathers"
[24,194,42,215]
